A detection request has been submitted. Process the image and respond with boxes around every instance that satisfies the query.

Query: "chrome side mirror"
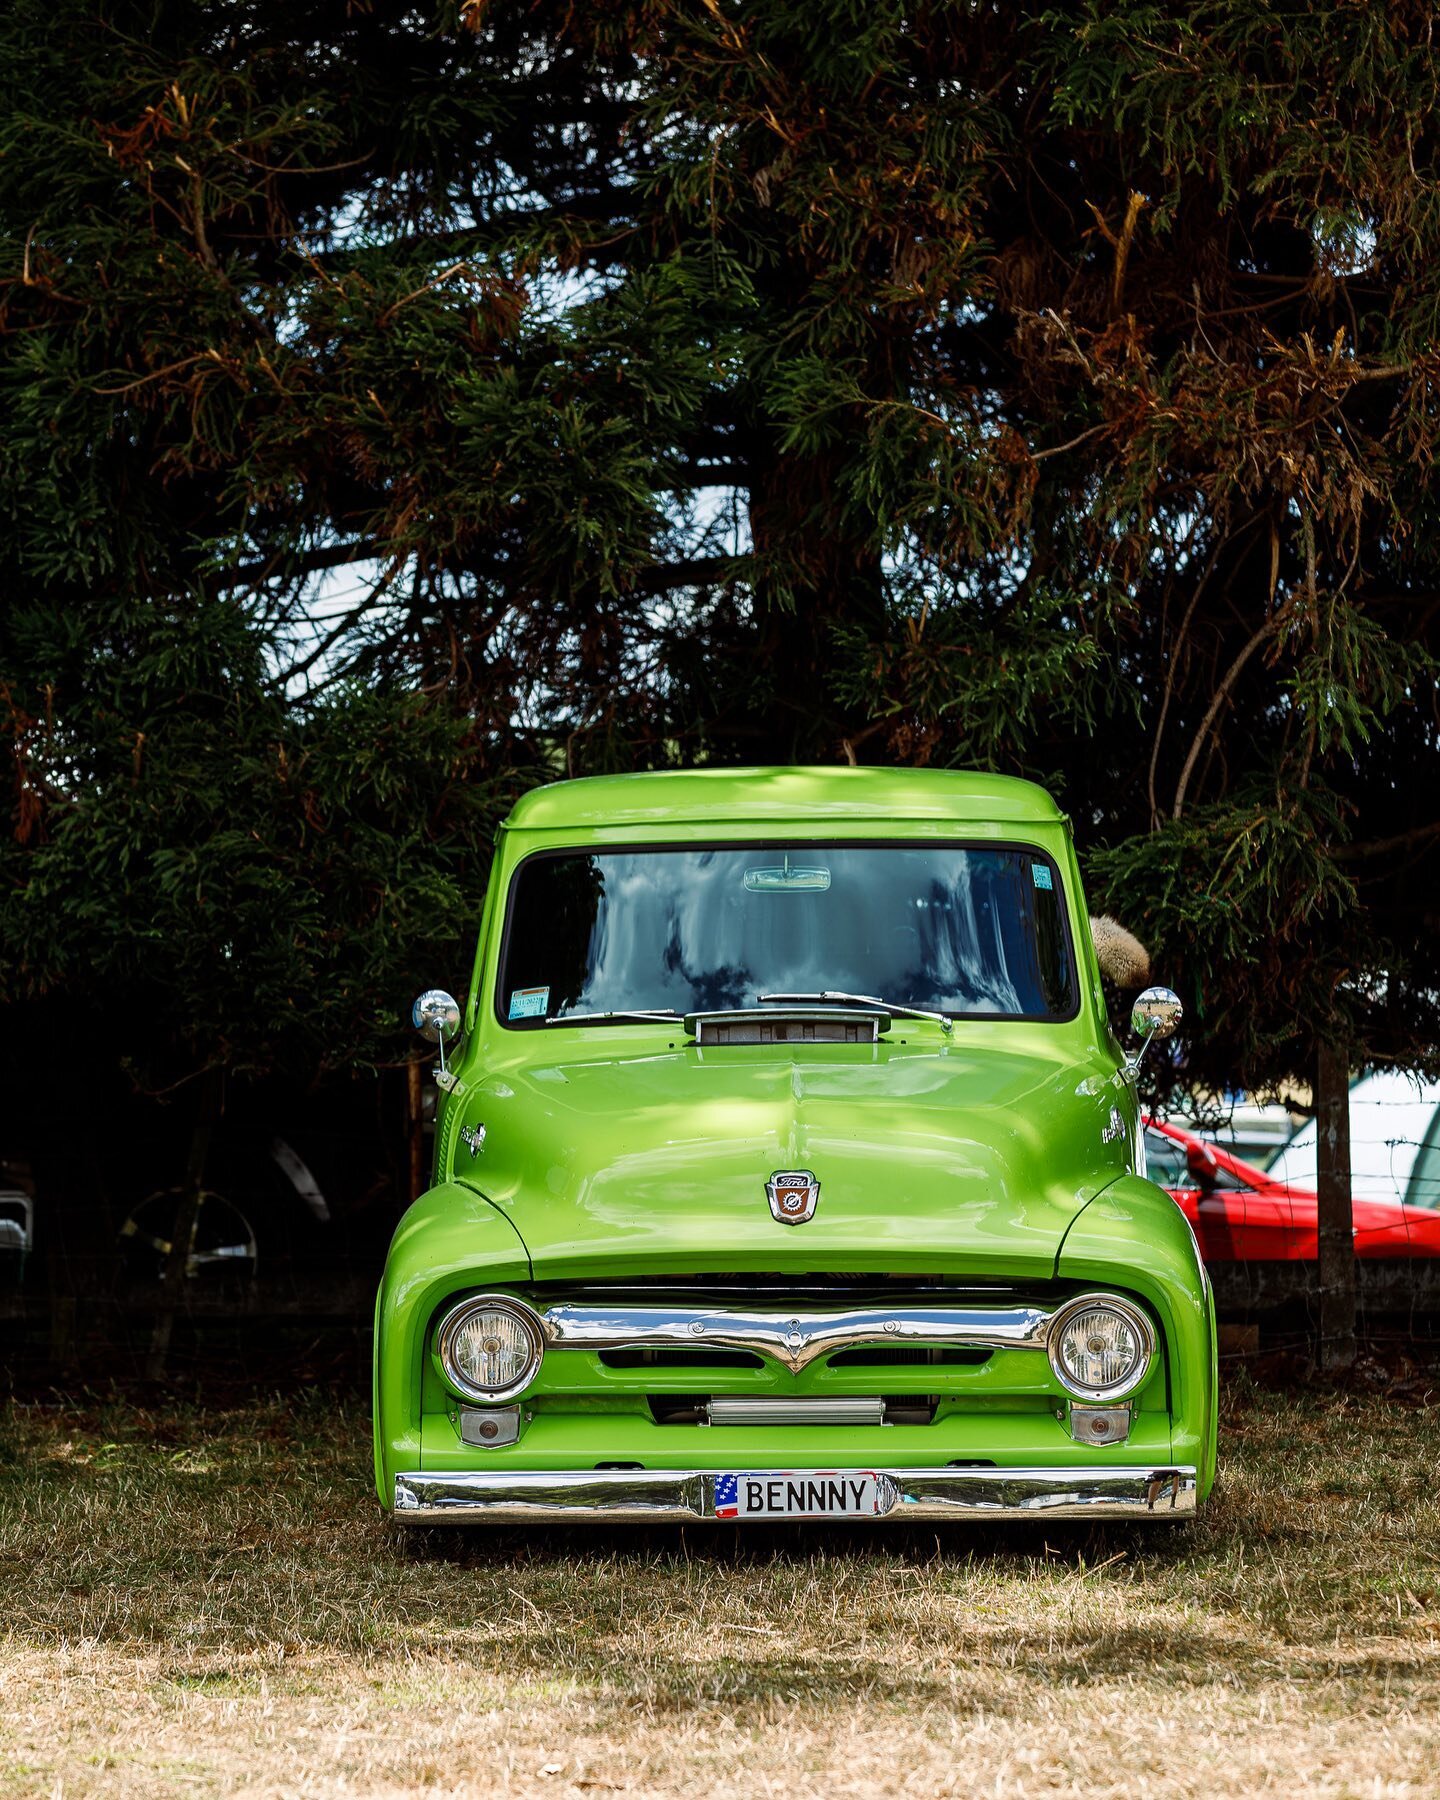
[412,988,462,1079]
[1126,986,1183,1074]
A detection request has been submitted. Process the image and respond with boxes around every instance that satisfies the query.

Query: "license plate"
[713,1471,889,1519]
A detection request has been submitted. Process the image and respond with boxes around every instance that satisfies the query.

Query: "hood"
[449,1036,1132,1281]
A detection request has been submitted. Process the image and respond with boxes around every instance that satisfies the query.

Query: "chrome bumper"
[392,1464,1197,1523]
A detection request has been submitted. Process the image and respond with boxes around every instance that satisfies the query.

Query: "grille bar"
[541,1299,1052,1374]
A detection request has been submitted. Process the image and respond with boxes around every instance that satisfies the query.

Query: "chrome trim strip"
[539,1301,1052,1374]
[393,1465,1197,1523]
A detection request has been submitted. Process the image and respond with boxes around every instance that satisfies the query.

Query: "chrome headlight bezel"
[1046,1292,1155,1402]
[434,1293,545,1403]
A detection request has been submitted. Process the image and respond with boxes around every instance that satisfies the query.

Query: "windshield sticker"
[508,985,550,1020]
[1031,862,1053,891]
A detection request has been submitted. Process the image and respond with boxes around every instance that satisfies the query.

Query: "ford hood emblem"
[766,1169,820,1225]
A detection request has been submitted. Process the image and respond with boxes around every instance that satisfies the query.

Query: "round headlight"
[1047,1294,1154,1401]
[435,1295,544,1402]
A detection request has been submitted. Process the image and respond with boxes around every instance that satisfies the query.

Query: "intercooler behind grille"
[648,1394,940,1426]
[707,1396,885,1427]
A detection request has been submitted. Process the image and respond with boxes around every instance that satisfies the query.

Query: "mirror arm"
[1124,1033,1155,1078]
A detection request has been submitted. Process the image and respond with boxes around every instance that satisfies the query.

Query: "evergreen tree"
[3,1,1438,1365]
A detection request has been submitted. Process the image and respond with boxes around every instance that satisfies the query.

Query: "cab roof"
[502,766,1066,832]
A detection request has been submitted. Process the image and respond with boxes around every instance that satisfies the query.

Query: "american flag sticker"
[714,1473,739,1518]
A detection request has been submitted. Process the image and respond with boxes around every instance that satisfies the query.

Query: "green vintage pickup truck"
[374,766,1216,1524]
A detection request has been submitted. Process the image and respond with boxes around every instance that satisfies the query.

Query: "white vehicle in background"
[1268,1070,1440,1210]
[0,1185,33,1285]
[1195,1100,1307,1168]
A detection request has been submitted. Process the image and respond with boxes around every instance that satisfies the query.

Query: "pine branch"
[1332,822,1440,862]
[213,544,380,592]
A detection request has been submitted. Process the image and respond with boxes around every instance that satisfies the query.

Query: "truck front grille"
[826,1346,992,1368]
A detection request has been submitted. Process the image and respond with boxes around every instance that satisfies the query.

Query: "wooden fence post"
[145,1067,223,1382]
[1315,1038,1356,1371]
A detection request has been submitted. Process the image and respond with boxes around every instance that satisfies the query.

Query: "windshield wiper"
[759,991,954,1035]
[544,1008,683,1025]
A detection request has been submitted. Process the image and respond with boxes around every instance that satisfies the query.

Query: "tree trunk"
[746,447,888,763]
[1314,1039,1356,1371]
[738,266,895,764]
[145,1068,223,1382]
[36,1145,113,1374]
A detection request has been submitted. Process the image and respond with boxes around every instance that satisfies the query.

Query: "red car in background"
[1144,1116,1440,1261]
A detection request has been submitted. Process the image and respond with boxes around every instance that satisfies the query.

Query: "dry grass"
[1,1379,1439,1798]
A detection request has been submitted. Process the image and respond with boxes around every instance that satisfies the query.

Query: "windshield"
[497,842,1076,1025]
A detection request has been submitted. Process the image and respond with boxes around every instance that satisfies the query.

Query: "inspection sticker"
[508,985,550,1020]
[1032,862,1053,890]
